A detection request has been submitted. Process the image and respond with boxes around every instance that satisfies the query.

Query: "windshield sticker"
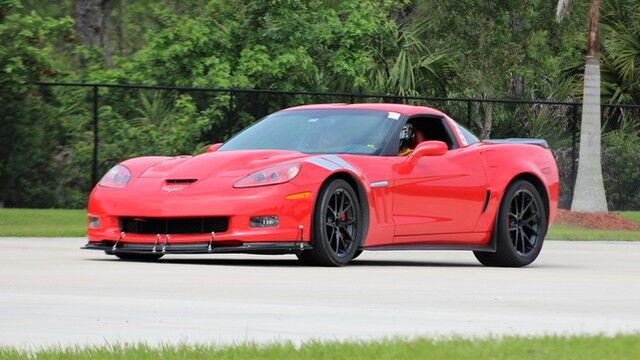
[388,112,401,120]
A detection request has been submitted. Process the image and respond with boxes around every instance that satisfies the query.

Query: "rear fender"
[475,145,558,233]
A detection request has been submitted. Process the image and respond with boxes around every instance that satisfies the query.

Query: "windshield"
[219,109,397,155]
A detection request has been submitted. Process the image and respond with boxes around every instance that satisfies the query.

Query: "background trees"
[2,0,640,209]
[0,0,73,207]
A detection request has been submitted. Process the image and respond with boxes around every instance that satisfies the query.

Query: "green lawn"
[0,208,639,240]
[618,211,640,225]
[546,210,640,241]
[0,208,86,237]
[0,334,638,359]
[547,224,640,241]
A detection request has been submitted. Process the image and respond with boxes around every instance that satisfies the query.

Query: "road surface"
[1,237,639,348]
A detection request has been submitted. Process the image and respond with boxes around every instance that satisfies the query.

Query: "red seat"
[413,129,426,147]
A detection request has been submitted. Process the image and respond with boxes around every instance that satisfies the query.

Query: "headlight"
[234,163,300,188]
[98,164,131,188]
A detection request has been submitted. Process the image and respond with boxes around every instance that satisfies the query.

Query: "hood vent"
[165,179,197,184]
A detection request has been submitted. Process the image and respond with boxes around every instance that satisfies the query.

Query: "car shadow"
[89,257,482,268]
[350,259,481,267]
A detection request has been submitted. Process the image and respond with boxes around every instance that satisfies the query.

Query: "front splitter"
[82,241,312,255]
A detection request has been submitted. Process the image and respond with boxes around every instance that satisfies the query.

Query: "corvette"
[84,103,558,267]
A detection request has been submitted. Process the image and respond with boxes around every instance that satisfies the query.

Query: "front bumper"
[83,240,312,255]
[86,179,316,245]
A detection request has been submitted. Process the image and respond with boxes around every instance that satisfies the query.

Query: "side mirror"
[411,140,448,158]
[404,140,447,167]
[207,143,223,152]
[394,141,448,174]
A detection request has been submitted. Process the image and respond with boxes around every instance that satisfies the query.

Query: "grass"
[547,224,640,241]
[0,208,638,240]
[0,334,639,359]
[618,211,640,225]
[0,208,86,237]
[546,210,640,241]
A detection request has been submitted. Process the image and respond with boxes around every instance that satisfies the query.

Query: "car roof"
[281,103,446,117]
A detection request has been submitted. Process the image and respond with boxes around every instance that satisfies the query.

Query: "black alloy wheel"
[297,179,362,266]
[508,189,541,256]
[474,180,547,267]
[324,187,358,257]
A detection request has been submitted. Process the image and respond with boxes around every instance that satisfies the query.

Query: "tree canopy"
[1,0,639,209]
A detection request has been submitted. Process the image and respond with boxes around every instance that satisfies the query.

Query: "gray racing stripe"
[306,157,341,171]
[322,154,357,173]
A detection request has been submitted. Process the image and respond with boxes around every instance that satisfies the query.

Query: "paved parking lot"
[1,237,639,348]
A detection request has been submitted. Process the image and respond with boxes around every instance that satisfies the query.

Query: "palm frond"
[131,91,174,127]
[600,3,640,104]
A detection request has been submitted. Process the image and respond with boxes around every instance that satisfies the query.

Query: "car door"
[391,120,488,243]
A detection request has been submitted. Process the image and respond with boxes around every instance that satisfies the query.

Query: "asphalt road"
[1,237,639,348]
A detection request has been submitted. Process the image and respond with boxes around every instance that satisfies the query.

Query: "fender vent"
[481,190,491,213]
[120,217,228,234]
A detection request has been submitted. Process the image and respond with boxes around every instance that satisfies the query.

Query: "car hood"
[139,150,309,180]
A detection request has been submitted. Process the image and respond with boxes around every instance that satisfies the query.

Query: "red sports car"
[84,103,558,267]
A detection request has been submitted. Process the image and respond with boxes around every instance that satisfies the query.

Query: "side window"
[450,119,480,146]
[461,127,480,144]
[398,117,459,155]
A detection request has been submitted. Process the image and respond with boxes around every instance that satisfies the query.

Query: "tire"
[352,249,364,260]
[474,180,547,267]
[111,252,164,261]
[296,179,363,266]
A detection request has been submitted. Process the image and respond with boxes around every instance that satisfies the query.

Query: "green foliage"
[44,0,455,207]
[116,0,423,94]
[417,0,585,100]
[602,127,640,210]
[560,0,640,105]
[3,0,640,209]
[0,0,73,206]
[601,0,640,104]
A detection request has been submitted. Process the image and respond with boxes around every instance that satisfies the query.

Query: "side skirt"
[362,229,498,253]
[364,242,496,252]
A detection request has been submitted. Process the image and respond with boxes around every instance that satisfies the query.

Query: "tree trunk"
[586,0,600,57]
[481,102,492,139]
[571,56,607,212]
[571,0,607,213]
[116,0,123,54]
[74,0,108,48]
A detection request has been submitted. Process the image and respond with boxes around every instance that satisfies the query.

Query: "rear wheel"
[111,252,164,261]
[474,180,547,267]
[297,179,362,266]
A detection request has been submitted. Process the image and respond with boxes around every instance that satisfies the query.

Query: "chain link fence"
[28,82,640,210]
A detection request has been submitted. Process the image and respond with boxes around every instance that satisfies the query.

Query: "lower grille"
[120,217,228,234]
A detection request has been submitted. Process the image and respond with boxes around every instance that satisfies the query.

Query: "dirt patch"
[555,209,640,231]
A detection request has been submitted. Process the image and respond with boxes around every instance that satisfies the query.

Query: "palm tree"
[557,0,608,212]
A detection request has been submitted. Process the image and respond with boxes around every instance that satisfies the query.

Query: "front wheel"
[474,180,547,267]
[297,179,362,266]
